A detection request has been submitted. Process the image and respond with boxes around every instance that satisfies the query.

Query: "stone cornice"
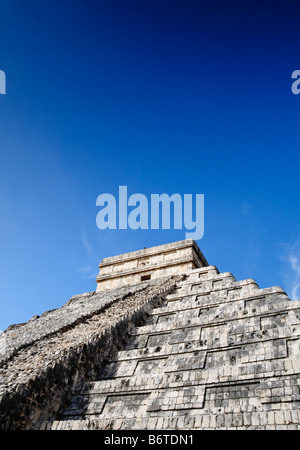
[98,239,208,268]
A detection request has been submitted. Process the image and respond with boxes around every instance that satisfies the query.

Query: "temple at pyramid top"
[96,239,209,291]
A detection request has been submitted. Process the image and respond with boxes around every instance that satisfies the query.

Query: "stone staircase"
[39,265,300,430]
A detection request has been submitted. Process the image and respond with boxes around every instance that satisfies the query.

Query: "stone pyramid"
[0,240,300,430]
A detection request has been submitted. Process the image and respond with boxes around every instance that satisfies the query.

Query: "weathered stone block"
[1,240,300,430]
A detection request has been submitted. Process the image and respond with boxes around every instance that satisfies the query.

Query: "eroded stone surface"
[96,239,207,291]
[0,276,178,429]
[1,241,300,430]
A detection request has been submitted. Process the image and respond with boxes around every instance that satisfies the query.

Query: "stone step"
[43,265,300,431]
[59,356,300,420]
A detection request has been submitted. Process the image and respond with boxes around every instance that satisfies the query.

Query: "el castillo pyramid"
[0,239,300,430]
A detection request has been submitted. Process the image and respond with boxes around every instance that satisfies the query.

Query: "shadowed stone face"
[1,240,300,430]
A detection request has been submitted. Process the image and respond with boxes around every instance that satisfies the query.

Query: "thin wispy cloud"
[81,232,92,256]
[240,201,253,217]
[239,201,260,277]
[288,250,300,300]
[77,266,92,272]
[77,231,99,280]
[279,239,300,300]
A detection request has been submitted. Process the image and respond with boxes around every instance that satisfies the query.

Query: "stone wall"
[96,239,208,291]
[40,266,300,430]
[1,241,300,430]
[0,276,179,430]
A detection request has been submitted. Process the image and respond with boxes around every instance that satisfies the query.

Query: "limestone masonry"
[96,240,208,291]
[0,239,300,429]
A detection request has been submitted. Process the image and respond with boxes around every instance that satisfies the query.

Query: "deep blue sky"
[0,0,300,331]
